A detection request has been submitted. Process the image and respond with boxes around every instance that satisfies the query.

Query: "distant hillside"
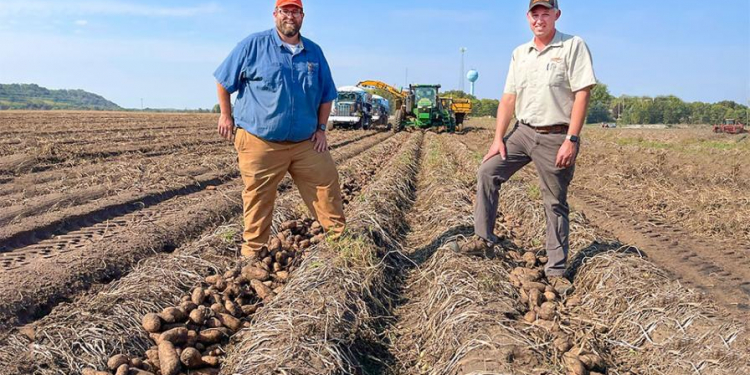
[0,83,121,110]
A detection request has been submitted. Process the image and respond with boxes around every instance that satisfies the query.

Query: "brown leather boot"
[449,235,494,257]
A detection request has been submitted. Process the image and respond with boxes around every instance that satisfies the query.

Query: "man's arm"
[482,93,516,163]
[318,101,332,125]
[555,87,592,168]
[216,82,235,141]
[311,101,333,153]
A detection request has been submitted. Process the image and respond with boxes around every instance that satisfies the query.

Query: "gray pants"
[475,123,576,276]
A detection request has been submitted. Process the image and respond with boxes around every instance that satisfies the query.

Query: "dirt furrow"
[0,130,390,333]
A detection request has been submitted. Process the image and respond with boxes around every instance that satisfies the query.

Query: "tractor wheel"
[393,109,403,133]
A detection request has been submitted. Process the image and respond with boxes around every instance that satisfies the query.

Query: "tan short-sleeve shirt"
[504,31,596,126]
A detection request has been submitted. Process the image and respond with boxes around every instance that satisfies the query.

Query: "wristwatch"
[565,134,579,143]
[318,123,327,131]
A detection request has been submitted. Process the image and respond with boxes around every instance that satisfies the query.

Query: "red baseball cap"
[276,0,303,9]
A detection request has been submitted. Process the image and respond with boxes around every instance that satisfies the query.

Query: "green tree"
[212,104,221,113]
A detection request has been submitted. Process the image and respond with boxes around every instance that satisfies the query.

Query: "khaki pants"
[475,123,577,276]
[234,128,346,256]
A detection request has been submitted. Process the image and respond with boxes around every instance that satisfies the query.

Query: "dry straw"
[221,132,423,374]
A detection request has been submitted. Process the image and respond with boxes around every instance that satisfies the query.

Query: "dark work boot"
[448,235,495,257]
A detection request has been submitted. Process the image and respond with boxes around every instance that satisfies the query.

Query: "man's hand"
[482,140,507,164]
[555,140,578,168]
[311,130,328,153]
[217,114,235,141]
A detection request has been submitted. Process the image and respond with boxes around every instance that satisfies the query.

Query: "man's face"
[527,6,560,39]
[274,5,304,38]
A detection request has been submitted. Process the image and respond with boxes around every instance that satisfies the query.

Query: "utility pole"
[141,98,144,111]
[459,47,467,92]
[405,68,409,88]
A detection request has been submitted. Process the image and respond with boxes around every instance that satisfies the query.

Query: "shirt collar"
[527,29,563,52]
[271,28,305,50]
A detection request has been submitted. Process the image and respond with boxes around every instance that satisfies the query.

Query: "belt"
[520,121,569,134]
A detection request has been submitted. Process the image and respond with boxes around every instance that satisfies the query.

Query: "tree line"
[587,83,748,125]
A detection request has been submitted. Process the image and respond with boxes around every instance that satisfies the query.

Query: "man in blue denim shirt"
[214,0,345,257]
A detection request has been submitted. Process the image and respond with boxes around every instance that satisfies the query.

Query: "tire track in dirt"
[0,131,380,256]
[569,188,750,320]
[0,131,390,331]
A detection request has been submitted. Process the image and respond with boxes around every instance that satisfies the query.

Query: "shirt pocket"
[547,61,567,87]
[243,62,282,91]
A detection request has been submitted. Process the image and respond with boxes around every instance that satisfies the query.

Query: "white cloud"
[0,1,221,18]
[74,19,88,26]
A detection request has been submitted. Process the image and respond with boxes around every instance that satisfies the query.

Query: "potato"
[554,336,572,353]
[250,279,272,299]
[159,307,186,324]
[108,354,130,370]
[128,369,156,375]
[521,280,547,293]
[269,237,282,252]
[563,352,589,375]
[543,291,557,302]
[159,327,188,345]
[81,369,108,375]
[141,313,162,333]
[217,313,242,332]
[579,353,605,371]
[242,265,270,282]
[189,307,207,325]
[528,288,542,309]
[205,317,222,328]
[241,304,257,316]
[522,252,537,267]
[224,300,241,317]
[523,311,537,323]
[129,357,144,369]
[205,275,221,285]
[180,301,198,313]
[210,303,226,315]
[197,328,229,344]
[202,355,220,367]
[157,341,181,375]
[538,302,557,320]
[145,348,159,369]
[179,347,204,368]
[224,283,241,298]
[186,330,198,347]
[115,363,129,375]
[275,271,289,281]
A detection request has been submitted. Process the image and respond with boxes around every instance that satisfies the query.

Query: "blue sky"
[0,0,748,109]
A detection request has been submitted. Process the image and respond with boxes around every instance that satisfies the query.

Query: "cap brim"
[277,2,302,8]
[529,3,554,11]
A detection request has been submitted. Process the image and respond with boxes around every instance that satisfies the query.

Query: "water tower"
[467,69,479,96]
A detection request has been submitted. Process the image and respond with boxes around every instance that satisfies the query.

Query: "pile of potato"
[507,250,606,375]
[83,219,323,375]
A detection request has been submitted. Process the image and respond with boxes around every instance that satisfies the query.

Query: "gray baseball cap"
[528,0,559,11]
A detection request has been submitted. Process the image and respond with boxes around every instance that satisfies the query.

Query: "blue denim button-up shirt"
[214,29,337,142]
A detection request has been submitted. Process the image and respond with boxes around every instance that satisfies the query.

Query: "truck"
[329,86,372,130]
[370,95,390,127]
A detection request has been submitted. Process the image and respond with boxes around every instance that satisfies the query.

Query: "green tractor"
[394,84,456,133]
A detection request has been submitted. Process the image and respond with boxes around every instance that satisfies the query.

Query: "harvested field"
[1,113,748,375]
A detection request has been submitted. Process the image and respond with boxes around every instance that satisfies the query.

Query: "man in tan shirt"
[457,0,596,293]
